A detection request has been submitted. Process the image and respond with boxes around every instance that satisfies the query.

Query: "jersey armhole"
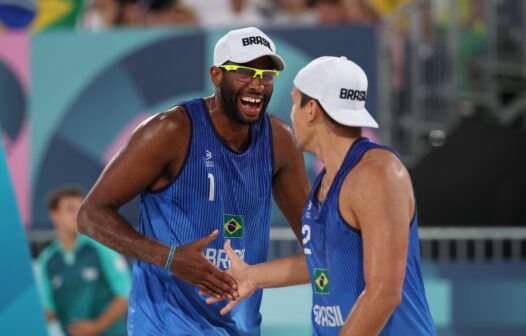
[268,115,276,179]
[337,192,363,235]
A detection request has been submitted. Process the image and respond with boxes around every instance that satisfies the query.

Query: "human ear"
[210,66,223,87]
[308,99,319,123]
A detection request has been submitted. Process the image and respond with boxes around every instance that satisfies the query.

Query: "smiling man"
[77,27,310,335]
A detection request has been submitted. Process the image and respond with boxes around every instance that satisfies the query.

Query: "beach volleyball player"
[77,27,309,335]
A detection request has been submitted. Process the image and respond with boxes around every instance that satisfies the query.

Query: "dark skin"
[77,56,310,300]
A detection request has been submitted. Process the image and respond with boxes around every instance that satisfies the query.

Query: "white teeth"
[241,97,262,104]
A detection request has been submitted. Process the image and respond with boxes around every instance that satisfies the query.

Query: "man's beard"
[219,80,273,125]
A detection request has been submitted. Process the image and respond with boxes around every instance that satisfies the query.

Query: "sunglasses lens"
[234,68,256,83]
[224,66,276,84]
[261,72,275,84]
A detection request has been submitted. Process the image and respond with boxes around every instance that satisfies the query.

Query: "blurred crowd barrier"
[376,0,526,227]
[378,0,526,166]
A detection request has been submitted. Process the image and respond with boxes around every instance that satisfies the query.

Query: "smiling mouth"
[238,95,263,117]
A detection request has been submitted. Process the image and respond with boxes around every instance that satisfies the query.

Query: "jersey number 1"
[208,173,215,201]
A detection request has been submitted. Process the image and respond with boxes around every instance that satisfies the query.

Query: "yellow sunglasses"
[219,65,280,84]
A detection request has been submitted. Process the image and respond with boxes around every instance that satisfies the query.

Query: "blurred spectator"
[0,0,36,30]
[368,0,413,18]
[144,0,196,27]
[432,0,487,91]
[83,0,122,31]
[342,0,378,23]
[312,0,346,25]
[457,0,487,92]
[272,0,317,26]
[312,0,411,26]
[37,187,131,336]
[181,0,266,27]
[118,0,144,27]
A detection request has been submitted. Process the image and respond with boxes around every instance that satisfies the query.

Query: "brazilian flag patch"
[223,214,244,238]
[313,269,330,294]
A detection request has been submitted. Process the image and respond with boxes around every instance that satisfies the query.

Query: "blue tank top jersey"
[302,137,436,336]
[128,98,274,336]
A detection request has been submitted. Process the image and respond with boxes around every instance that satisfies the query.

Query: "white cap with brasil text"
[213,27,286,71]
[293,56,378,128]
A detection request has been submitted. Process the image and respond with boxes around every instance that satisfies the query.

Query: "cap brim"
[229,50,285,71]
[319,100,379,128]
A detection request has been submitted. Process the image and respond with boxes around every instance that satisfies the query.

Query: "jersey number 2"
[302,224,311,255]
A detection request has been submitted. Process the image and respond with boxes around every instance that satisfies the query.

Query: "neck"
[206,95,251,152]
[311,130,360,180]
[57,230,77,251]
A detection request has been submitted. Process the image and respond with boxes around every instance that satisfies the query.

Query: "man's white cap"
[293,56,378,128]
[213,27,285,71]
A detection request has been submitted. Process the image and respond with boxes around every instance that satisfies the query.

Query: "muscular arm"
[270,116,311,242]
[268,116,311,284]
[77,108,236,296]
[249,252,308,288]
[78,109,187,268]
[339,151,414,336]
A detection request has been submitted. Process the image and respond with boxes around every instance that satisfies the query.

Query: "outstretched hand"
[200,239,258,315]
[171,230,238,299]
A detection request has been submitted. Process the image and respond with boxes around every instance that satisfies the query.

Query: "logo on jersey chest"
[223,214,244,238]
[205,149,214,167]
[305,201,312,219]
[314,268,330,294]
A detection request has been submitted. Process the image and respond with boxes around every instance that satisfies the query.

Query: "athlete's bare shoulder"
[339,147,414,230]
[268,115,301,174]
[354,149,408,183]
[130,105,190,156]
[138,105,190,139]
[124,105,191,190]
[344,148,411,203]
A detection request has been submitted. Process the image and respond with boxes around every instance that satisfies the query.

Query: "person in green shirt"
[37,187,131,336]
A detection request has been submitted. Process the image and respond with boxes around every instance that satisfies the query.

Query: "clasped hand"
[199,239,258,315]
[170,230,240,300]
